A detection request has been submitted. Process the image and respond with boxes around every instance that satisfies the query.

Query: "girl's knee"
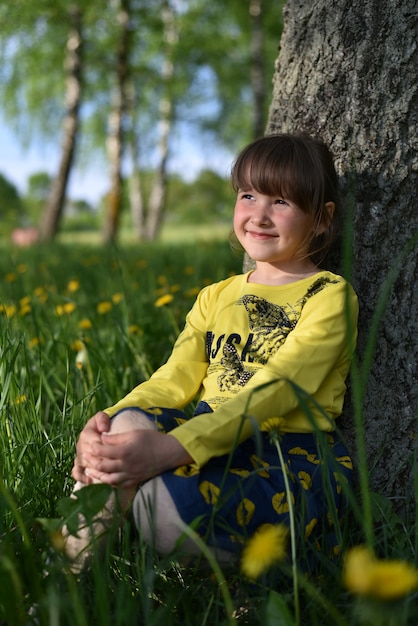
[110,409,157,434]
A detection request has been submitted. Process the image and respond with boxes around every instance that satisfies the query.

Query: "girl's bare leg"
[133,476,235,565]
[63,409,156,572]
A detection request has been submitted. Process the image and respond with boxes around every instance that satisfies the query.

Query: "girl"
[66,133,358,572]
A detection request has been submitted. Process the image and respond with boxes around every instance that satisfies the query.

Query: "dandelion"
[5,272,17,283]
[241,524,288,580]
[15,395,27,405]
[17,264,28,273]
[97,301,112,314]
[112,292,123,304]
[183,265,194,275]
[183,287,200,298]
[67,279,80,292]
[55,302,76,316]
[34,287,48,303]
[157,274,168,285]
[343,545,418,600]
[261,416,286,434]
[63,302,76,314]
[0,304,17,317]
[128,324,141,335]
[19,303,32,316]
[78,318,92,330]
[28,337,40,349]
[155,293,174,307]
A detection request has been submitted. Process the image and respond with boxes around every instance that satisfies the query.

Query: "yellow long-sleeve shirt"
[105,271,358,468]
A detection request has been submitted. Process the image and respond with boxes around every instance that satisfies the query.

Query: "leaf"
[56,484,112,536]
[264,590,295,626]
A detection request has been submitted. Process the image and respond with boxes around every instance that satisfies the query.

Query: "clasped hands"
[72,411,192,489]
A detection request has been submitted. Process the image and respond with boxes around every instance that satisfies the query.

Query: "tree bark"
[38,5,83,242]
[143,0,177,241]
[102,0,131,244]
[249,0,265,140]
[266,0,418,508]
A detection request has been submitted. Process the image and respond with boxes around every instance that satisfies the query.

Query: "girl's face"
[233,188,316,271]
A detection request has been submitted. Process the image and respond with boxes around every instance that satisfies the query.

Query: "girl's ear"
[315,202,335,235]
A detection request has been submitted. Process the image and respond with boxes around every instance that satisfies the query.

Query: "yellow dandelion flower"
[241,524,288,580]
[55,304,64,316]
[112,292,123,304]
[343,546,418,600]
[17,264,28,273]
[71,339,84,352]
[28,337,40,349]
[261,417,286,433]
[170,284,181,293]
[78,318,92,330]
[5,272,17,283]
[0,304,17,317]
[67,279,80,292]
[97,301,112,314]
[20,296,31,307]
[155,293,174,307]
[19,304,31,316]
[15,394,27,405]
[157,275,168,285]
[34,287,48,303]
[63,302,76,314]
[183,265,194,275]
[183,287,200,298]
[128,324,142,335]
[136,259,148,269]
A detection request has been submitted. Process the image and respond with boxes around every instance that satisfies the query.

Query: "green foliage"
[0,237,417,625]
[0,172,25,230]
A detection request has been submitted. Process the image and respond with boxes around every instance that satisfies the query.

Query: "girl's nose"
[251,203,271,226]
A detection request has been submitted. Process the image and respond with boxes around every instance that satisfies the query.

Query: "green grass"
[0,235,417,625]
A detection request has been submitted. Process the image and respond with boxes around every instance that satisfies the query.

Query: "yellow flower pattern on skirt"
[136,407,353,572]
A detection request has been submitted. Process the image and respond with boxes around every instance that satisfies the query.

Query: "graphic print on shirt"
[213,276,338,393]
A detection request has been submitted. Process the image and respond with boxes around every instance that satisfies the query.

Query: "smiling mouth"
[247,230,277,240]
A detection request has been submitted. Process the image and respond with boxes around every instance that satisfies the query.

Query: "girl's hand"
[72,411,111,484]
[81,429,192,487]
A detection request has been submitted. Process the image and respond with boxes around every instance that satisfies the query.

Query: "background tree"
[0,0,284,242]
[38,4,84,242]
[0,173,24,233]
[265,0,417,509]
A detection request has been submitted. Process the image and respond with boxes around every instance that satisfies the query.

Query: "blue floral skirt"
[124,403,353,567]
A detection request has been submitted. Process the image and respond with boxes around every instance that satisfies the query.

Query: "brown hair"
[231,133,340,264]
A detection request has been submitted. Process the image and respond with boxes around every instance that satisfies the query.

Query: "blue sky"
[0,115,234,206]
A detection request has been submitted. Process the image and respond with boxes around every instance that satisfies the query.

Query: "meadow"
[0,232,417,625]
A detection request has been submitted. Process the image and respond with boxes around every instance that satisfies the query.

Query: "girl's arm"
[104,295,209,417]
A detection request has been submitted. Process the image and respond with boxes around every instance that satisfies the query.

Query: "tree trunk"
[266,0,418,509]
[102,0,131,244]
[38,5,83,242]
[249,0,265,140]
[143,0,177,241]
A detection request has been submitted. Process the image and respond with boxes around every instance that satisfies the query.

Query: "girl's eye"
[274,198,288,206]
[241,193,254,200]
